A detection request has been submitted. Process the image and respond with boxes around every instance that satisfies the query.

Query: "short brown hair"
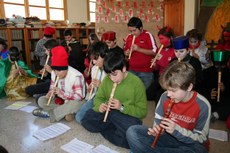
[159,61,196,90]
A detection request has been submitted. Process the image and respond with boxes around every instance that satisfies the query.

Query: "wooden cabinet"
[0,26,95,71]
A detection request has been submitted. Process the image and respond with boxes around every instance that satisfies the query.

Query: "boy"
[34,26,55,69]
[172,36,203,92]
[101,31,124,55]
[126,61,211,153]
[123,17,157,89]
[75,42,108,123]
[81,51,147,148]
[0,38,8,59]
[33,46,86,122]
[63,29,85,73]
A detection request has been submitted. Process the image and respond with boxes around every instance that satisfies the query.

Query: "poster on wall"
[95,0,164,47]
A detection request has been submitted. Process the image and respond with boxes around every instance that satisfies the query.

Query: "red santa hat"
[102,31,116,41]
[44,26,56,35]
[51,46,68,70]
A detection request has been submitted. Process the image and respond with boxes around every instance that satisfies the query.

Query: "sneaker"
[65,114,74,122]
[32,109,50,118]
[211,114,217,123]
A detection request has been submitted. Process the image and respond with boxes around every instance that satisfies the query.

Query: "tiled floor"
[0,98,229,153]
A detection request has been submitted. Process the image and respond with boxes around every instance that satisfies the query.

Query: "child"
[34,26,55,69]
[75,42,108,123]
[63,29,85,73]
[147,26,175,101]
[101,31,124,55]
[126,61,211,153]
[201,58,230,122]
[0,47,38,100]
[32,46,86,122]
[172,36,203,92]
[186,29,212,69]
[83,33,100,85]
[0,38,8,59]
[81,51,147,149]
[123,17,157,89]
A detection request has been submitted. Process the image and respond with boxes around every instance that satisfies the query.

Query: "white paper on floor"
[19,105,38,113]
[61,138,119,153]
[61,138,94,153]
[4,101,32,110]
[209,129,228,141]
[33,123,71,141]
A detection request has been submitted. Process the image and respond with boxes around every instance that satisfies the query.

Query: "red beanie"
[51,46,68,70]
[102,31,116,41]
[44,26,56,35]
[227,115,230,129]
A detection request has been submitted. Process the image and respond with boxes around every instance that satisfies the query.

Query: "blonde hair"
[159,61,196,90]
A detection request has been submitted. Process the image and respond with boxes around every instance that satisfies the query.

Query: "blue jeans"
[81,109,142,149]
[126,125,208,153]
[75,98,94,123]
[129,70,153,89]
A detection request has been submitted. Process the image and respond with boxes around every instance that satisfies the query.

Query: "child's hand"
[219,82,225,92]
[53,87,60,95]
[91,79,100,88]
[210,88,217,99]
[132,44,140,52]
[108,98,121,110]
[147,125,162,136]
[124,49,130,57]
[44,65,52,73]
[160,118,176,134]
[99,103,108,113]
[46,90,53,98]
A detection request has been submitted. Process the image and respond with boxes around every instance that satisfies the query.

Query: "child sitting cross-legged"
[32,46,86,122]
[81,51,147,149]
[126,61,211,153]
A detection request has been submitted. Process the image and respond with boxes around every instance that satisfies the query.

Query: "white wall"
[67,0,88,24]
[184,0,196,34]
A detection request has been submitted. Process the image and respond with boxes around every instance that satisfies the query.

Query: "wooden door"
[164,0,184,36]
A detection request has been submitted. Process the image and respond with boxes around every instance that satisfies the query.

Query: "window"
[88,0,96,23]
[2,0,66,21]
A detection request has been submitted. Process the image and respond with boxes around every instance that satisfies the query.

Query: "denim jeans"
[81,109,142,149]
[129,70,153,89]
[126,125,208,153]
[75,98,94,123]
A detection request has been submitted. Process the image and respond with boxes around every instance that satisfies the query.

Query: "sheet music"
[209,129,228,141]
[4,101,32,110]
[19,105,38,113]
[61,138,94,153]
[33,123,71,141]
[87,144,119,153]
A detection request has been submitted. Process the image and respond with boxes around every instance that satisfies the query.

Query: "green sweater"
[93,72,147,119]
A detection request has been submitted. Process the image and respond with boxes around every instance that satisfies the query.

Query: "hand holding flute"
[88,66,100,99]
[41,55,50,80]
[150,45,164,68]
[151,99,175,148]
[217,70,221,102]
[47,76,60,106]
[128,36,136,60]
[103,83,117,122]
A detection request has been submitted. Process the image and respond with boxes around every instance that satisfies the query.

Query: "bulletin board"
[95,0,164,47]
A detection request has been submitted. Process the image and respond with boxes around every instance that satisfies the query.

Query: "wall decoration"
[95,0,164,47]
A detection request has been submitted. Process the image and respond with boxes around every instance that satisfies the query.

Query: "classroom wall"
[67,0,197,35]
[184,0,196,34]
[67,0,88,24]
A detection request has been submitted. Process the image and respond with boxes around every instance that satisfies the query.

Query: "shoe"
[211,114,217,123]
[65,114,74,122]
[32,109,50,118]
